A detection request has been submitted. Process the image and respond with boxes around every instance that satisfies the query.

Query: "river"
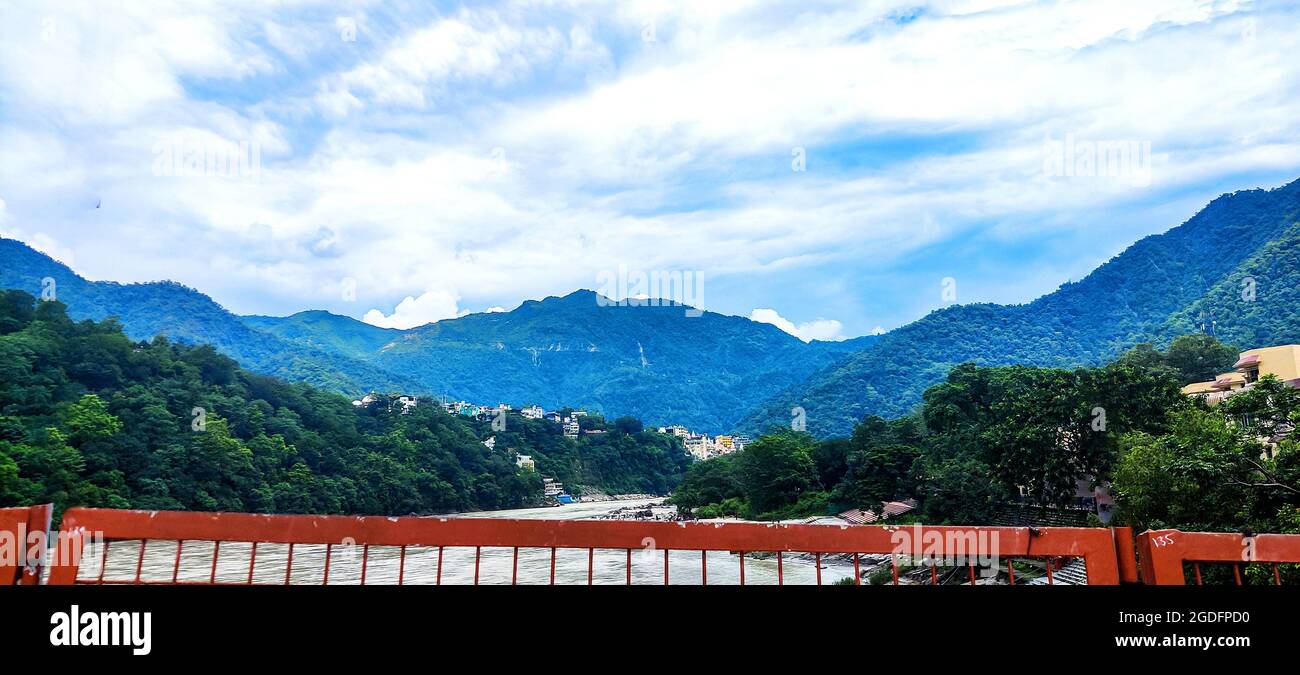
[79,498,855,585]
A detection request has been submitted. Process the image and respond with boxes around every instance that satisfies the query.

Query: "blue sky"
[2,0,1299,340]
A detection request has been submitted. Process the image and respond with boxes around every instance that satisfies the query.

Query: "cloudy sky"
[1,0,1298,341]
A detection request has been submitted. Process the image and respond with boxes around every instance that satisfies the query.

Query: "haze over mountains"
[3,177,1300,437]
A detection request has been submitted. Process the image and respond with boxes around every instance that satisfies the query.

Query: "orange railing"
[1137,529,1300,585]
[5,505,1299,585]
[1,503,51,585]
[35,507,1129,585]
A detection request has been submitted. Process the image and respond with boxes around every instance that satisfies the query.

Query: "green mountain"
[738,178,1300,437]
[0,238,420,396]
[0,241,872,431]
[250,291,875,431]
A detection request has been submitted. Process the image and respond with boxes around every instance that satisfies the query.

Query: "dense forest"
[674,335,1300,540]
[0,290,689,516]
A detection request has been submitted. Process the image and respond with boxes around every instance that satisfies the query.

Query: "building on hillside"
[563,418,580,438]
[351,393,379,407]
[733,434,752,451]
[1183,344,1300,404]
[684,434,712,461]
[522,405,544,419]
[714,435,735,453]
[482,436,496,450]
[516,454,535,471]
[664,425,690,438]
[837,499,917,525]
[396,395,417,413]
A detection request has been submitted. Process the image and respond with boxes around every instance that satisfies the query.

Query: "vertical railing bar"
[890,554,898,586]
[815,553,822,586]
[322,543,331,586]
[1233,563,1243,586]
[625,548,631,586]
[1007,560,1014,586]
[133,539,148,584]
[663,548,669,586]
[1273,563,1281,586]
[853,553,860,586]
[436,546,444,586]
[398,545,406,586]
[778,552,784,586]
[1045,558,1054,586]
[210,541,221,584]
[284,543,294,585]
[968,562,976,586]
[549,547,556,585]
[930,563,938,586]
[1194,562,1203,585]
[359,544,368,586]
[512,546,519,586]
[97,540,110,585]
[588,548,594,586]
[474,546,481,586]
[247,542,258,585]
[701,550,707,586]
[739,551,746,586]
[171,540,183,584]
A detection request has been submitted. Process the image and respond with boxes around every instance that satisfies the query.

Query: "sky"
[1,0,1299,342]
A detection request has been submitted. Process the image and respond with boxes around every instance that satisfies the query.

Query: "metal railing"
[4,504,1299,585]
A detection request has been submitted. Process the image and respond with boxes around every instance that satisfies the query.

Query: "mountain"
[248,291,874,431]
[0,238,421,396]
[738,177,1300,437]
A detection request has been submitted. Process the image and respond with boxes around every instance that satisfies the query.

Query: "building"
[684,434,712,461]
[396,395,417,413]
[563,418,580,438]
[482,436,496,450]
[515,454,535,471]
[1183,344,1300,404]
[521,405,544,419]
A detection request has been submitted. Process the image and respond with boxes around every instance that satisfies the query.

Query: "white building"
[516,454,535,471]
[563,418,580,438]
[522,405,544,419]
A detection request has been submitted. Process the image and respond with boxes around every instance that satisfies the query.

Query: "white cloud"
[363,289,462,329]
[749,308,845,343]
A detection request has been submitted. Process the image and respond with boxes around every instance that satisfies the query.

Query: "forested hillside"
[0,290,689,515]
[739,177,1300,437]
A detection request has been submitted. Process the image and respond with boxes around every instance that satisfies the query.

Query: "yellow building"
[1182,344,1300,403]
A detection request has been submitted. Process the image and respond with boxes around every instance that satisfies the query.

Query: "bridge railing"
[1,503,51,585]
[1136,529,1300,585]
[38,507,1131,585]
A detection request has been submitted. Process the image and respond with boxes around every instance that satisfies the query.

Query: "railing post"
[1111,526,1139,584]
[1137,529,1188,585]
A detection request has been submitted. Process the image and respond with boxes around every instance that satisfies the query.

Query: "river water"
[76,498,856,586]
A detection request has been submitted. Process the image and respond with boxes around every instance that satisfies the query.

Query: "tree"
[734,432,818,514]
[1164,334,1238,384]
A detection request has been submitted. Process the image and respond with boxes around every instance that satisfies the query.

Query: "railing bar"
[1274,563,1281,586]
[815,553,822,586]
[171,540,183,584]
[701,550,707,586]
[968,562,976,586]
[133,539,148,584]
[398,545,406,586]
[1045,558,1054,586]
[588,548,594,586]
[930,562,937,586]
[512,546,518,586]
[436,546,444,586]
[778,552,784,586]
[625,548,631,586]
[210,541,221,584]
[97,540,110,585]
[1193,562,1203,585]
[247,542,258,585]
[739,551,746,586]
[853,553,860,586]
[359,544,368,586]
[1233,563,1242,586]
[890,554,898,586]
[284,543,294,585]
[474,546,481,586]
[663,548,669,586]
[1007,560,1014,586]
[549,547,556,586]
[322,543,331,586]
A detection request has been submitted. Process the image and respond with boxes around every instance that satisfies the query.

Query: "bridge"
[5,504,1299,586]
